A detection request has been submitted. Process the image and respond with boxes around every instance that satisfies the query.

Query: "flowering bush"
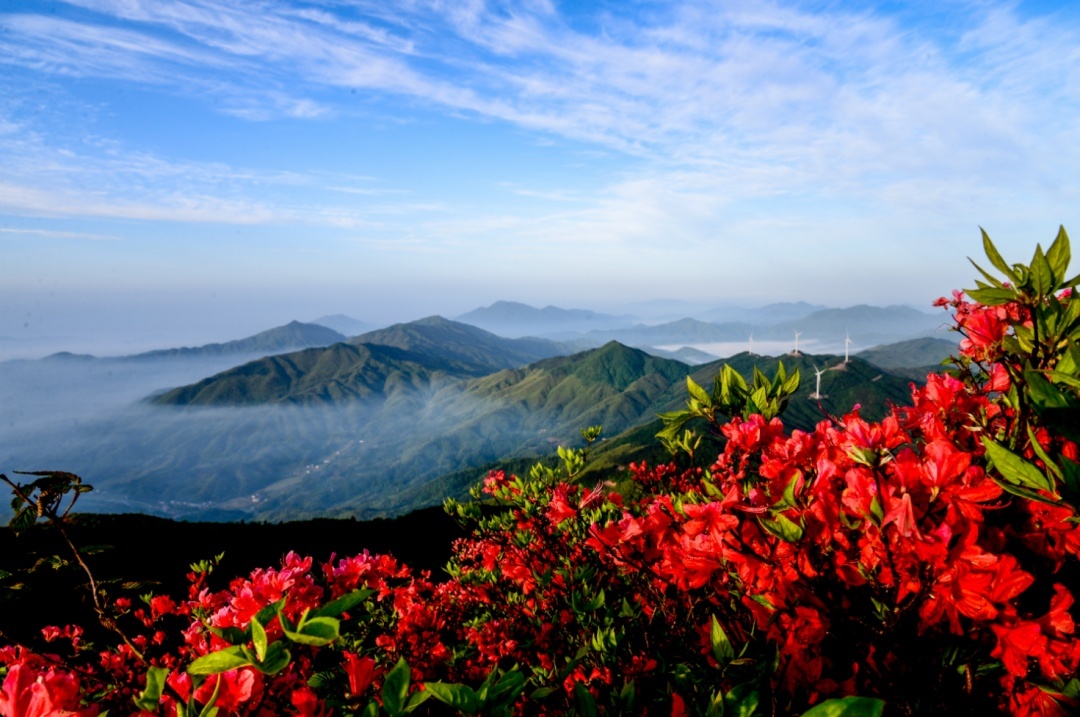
[2,228,1079,716]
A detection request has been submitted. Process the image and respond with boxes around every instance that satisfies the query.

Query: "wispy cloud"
[0,226,120,241]
[1,0,1078,302]
[3,1,1075,183]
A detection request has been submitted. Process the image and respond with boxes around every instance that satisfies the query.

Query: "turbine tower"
[748,332,754,357]
[844,332,852,364]
[810,365,826,400]
[793,330,803,357]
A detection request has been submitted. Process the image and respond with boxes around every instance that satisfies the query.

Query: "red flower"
[992,621,1047,678]
[0,661,99,717]
[342,652,379,697]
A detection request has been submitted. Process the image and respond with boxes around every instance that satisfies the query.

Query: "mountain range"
[121,321,347,361]
[455,300,948,353]
[456,301,636,337]
[309,314,376,336]
[22,318,922,521]
[2,308,959,523]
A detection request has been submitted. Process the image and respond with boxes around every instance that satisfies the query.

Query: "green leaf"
[284,616,340,646]
[250,615,268,663]
[656,411,694,444]
[799,696,886,717]
[252,641,290,675]
[710,615,735,665]
[309,588,373,619]
[776,471,802,510]
[422,683,478,714]
[404,689,432,713]
[207,626,248,646]
[781,367,801,397]
[252,597,285,632]
[758,512,804,542]
[618,680,637,712]
[1027,427,1063,480]
[706,689,726,717]
[1047,226,1071,288]
[1048,370,1080,390]
[981,437,1055,494]
[488,668,526,704]
[8,508,35,535]
[382,658,411,717]
[574,682,598,717]
[724,683,761,717]
[1031,245,1055,296]
[1059,457,1080,506]
[687,376,712,407]
[981,228,1019,282]
[970,260,1006,288]
[529,686,558,700]
[965,286,1016,306]
[1025,370,1073,412]
[187,646,251,675]
[991,475,1065,506]
[133,666,169,712]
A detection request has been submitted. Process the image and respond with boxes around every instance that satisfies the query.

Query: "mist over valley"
[0,300,957,521]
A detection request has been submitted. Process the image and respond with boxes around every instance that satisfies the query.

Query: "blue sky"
[2,0,1079,352]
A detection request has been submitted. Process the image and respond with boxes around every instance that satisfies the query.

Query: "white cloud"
[0,227,120,241]
[0,0,1077,287]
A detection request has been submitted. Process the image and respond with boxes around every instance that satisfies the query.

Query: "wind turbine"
[748,332,754,357]
[793,330,803,357]
[810,365,826,400]
[844,332,852,364]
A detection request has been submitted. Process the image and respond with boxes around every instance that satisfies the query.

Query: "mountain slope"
[13,331,924,523]
[753,305,946,344]
[152,343,450,406]
[856,337,958,371]
[310,314,375,337]
[350,316,569,371]
[154,317,573,407]
[408,351,920,515]
[702,301,828,325]
[456,301,634,337]
[584,318,752,345]
[124,321,346,361]
[243,343,694,519]
[687,352,915,429]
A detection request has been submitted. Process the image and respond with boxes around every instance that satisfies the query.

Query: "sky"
[2,0,1079,354]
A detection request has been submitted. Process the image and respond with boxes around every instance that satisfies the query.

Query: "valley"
[0,301,957,522]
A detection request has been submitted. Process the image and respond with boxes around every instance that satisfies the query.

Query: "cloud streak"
[2,1,1075,187]
[1,0,1078,308]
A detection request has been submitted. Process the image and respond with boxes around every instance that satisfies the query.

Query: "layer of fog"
[0,355,564,522]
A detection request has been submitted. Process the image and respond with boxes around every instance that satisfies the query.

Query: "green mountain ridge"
[152,343,450,406]
[456,301,635,337]
[6,320,930,523]
[856,336,958,370]
[348,315,569,370]
[224,342,695,520]
[400,351,918,518]
[123,321,347,361]
[155,316,575,407]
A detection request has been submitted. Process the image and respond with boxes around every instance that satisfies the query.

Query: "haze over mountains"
[455,299,948,360]
[0,300,957,522]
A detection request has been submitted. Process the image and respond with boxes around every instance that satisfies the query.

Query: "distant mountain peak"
[412,315,458,326]
[456,302,636,338]
[123,321,346,362]
[309,314,375,337]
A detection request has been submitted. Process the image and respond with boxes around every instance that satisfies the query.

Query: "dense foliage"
[2,228,1079,716]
